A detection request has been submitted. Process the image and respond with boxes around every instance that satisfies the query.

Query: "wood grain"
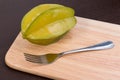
[5,16,120,80]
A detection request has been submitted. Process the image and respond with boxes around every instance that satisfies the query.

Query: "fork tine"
[24,53,41,59]
[24,53,48,64]
[24,53,42,63]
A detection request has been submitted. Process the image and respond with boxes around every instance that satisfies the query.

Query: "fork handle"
[61,41,114,55]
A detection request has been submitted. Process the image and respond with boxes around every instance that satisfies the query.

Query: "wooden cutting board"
[5,16,120,80]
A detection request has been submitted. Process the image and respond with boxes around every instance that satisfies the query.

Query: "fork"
[24,41,114,64]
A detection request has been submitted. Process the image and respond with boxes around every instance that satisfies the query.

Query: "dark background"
[0,0,120,80]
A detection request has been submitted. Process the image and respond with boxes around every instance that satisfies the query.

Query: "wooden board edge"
[5,54,61,80]
[76,16,120,27]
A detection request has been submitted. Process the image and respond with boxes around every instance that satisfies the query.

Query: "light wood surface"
[5,17,120,80]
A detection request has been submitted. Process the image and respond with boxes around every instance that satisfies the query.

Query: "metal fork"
[24,41,114,64]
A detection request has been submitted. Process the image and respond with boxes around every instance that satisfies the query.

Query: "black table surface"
[0,0,120,80]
